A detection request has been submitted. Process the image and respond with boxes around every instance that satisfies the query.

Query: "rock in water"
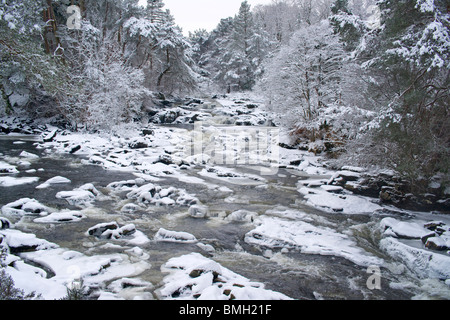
[43,129,58,142]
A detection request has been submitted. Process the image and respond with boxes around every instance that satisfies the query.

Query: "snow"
[380,217,433,239]
[36,176,71,189]
[159,253,292,300]
[33,211,86,223]
[298,185,382,214]
[154,228,197,243]
[245,216,383,267]
[0,176,39,187]
[380,237,450,280]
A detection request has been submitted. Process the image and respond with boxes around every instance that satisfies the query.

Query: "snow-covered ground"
[1,95,449,300]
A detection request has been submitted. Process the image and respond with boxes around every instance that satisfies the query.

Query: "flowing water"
[1,102,442,300]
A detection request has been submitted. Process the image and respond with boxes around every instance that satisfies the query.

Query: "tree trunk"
[157,49,171,88]
[0,80,13,114]
[42,0,62,55]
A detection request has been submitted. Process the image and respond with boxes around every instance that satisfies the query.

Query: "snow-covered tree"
[261,21,347,131]
[0,0,69,116]
[330,0,366,51]
[353,0,450,187]
[210,1,270,91]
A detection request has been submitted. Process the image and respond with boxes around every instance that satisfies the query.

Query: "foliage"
[0,246,40,300]
[354,0,450,185]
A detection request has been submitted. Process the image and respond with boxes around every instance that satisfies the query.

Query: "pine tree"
[357,0,450,189]
[212,1,269,91]
[330,0,365,51]
[146,0,166,23]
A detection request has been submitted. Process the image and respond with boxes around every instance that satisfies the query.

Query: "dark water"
[0,135,415,300]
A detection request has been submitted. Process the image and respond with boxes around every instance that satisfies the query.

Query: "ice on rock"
[159,253,292,300]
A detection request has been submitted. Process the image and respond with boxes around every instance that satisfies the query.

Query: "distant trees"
[1,0,448,189]
[0,0,198,128]
[260,19,369,145]
[190,1,270,92]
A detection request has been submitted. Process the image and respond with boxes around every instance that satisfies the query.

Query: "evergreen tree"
[330,0,365,51]
[212,1,269,91]
[357,0,450,189]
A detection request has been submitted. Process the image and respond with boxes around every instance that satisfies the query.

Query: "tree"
[212,1,269,91]
[0,0,69,117]
[260,20,349,137]
[354,0,450,189]
[330,0,366,51]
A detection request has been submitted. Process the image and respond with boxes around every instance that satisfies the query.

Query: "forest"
[1,0,449,196]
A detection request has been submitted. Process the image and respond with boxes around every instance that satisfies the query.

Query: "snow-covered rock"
[0,229,58,252]
[86,222,149,245]
[226,210,258,223]
[19,151,39,159]
[298,186,382,214]
[159,253,292,300]
[0,176,39,187]
[126,183,198,207]
[56,183,101,206]
[188,204,210,219]
[154,228,197,243]
[34,211,86,223]
[0,217,11,230]
[36,176,71,189]
[380,217,434,239]
[1,198,52,216]
[245,216,383,267]
[0,160,19,174]
[425,237,450,251]
[380,237,450,280]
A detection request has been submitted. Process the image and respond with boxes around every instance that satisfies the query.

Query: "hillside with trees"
[1,0,449,199]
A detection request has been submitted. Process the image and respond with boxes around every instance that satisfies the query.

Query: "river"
[1,97,449,300]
